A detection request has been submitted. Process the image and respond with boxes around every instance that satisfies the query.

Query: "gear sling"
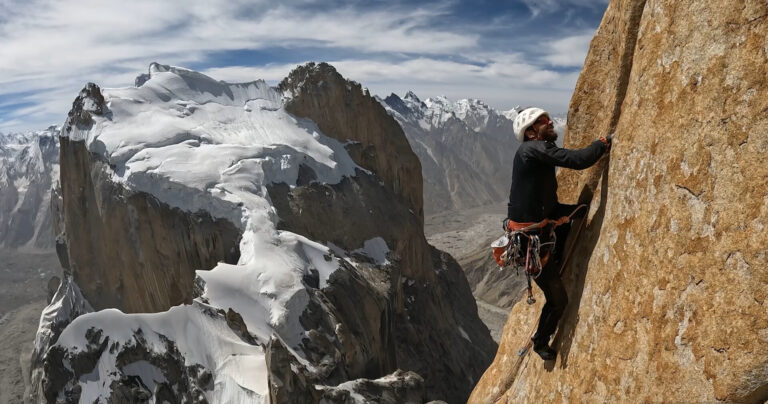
[492,205,585,305]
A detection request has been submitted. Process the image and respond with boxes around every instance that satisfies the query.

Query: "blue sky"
[0,0,608,132]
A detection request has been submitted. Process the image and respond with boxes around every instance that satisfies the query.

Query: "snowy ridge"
[63,63,359,227]
[0,126,58,179]
[502,109,518,121]
[33,275,93,362]
[0,126,59,249]
[381,93,513,133]
[378,92,568,214]
[0,127,57,147]
[49,63,393,402]
[0,132,35,146]
[381,93,566,136]
[55,303,267,401]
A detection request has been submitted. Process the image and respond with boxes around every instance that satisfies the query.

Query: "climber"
[507,107,610,360]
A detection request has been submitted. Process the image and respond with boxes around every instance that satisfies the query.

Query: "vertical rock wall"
[471,0,768,402]
[57,87,241,313]
[269,63,497,402]
[280,63,424,226]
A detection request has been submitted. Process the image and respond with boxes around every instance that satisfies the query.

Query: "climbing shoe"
[532,339,557,361]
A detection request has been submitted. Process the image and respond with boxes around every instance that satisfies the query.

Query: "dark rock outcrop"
[42,311,219,403]
[267,64,496,402]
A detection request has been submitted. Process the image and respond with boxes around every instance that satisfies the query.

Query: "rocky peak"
[421,96,456,127]
[502,108,518,121]
[455,98,502,134]
[0,132,29,146]
[280,62,424,223]
[63,82,105,133]
[403,90,421,104]
[31,62,495,403]
[425,95,451,108]
[382,93,412,119]
[454,98,490,117]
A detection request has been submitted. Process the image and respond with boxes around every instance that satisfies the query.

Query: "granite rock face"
[58,135,242,313]
[54,83,241,314]
[471,0,768,402]
[269,63,496,402]
[279,63,424,224]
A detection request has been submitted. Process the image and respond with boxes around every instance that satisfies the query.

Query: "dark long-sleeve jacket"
[507,139,607,222]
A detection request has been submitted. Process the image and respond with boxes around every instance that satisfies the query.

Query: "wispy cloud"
[0,0,485,130]
[204,57,571,88]
[0,1,476,79]
[542,33,595,67]
[0,0,606,131]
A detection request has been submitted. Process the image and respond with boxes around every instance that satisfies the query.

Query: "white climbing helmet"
[513,107,548,143]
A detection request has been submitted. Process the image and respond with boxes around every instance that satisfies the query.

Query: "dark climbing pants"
[531,203,583,346]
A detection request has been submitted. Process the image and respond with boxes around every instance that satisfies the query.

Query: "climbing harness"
[491,205,586,305]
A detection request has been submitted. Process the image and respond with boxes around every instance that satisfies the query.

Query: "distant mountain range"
[0,127,59,250]
[0,94,567,251]
[378,92,566,216]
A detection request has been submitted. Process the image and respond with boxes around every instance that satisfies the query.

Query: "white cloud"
[0,0,599,131]
[0,0,477,80]
[0,118,24,130]
[0,0,486,130]
[542,33,594,67]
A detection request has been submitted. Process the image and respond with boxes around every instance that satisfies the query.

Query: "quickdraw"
[497,224,555,305]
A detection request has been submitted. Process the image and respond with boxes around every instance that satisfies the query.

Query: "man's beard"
[539,128,558,142]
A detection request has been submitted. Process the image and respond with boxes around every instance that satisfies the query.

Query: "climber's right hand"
[600,134,613,151]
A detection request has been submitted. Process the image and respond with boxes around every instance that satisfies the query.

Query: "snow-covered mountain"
[30,63,495,403]
[379,92,565,215]
[0,126,59,250]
